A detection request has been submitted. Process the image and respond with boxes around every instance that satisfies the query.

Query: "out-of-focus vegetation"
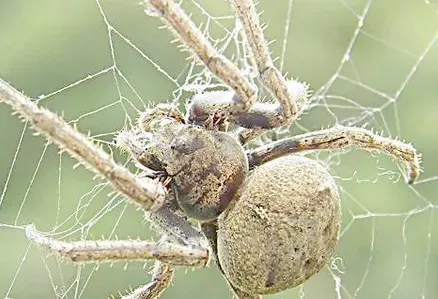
[0,1,437,298]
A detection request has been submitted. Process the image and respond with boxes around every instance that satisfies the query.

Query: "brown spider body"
[121,104,341,295]
[2,0,420,298]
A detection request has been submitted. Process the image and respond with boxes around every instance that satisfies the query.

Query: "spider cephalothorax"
[2,0,421,298]
[119,103,249,222]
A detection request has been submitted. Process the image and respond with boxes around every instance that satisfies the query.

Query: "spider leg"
[25,224,208,267]
[145,0,308,130]
[246,126,421,184]
[189,0,310,130]
[123,188,208,299]
[120,234,176,299]
[235,128,264,145]
[0,79,166,212]
[229,0,304,126]
[187,79,309,130]
[201,222,261,299]
[147,190,207,248]
[146,0,257,112]
[122,249,174,299]
[200,222,219,262]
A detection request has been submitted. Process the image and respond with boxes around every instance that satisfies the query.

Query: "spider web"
[0,0,437,298]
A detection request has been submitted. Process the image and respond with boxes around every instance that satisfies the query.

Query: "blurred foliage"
[0,0,437,299]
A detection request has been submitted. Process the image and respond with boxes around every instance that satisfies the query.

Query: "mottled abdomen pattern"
[217,155,341,294]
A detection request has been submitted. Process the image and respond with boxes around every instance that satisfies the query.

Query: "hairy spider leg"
[246,126,421,184]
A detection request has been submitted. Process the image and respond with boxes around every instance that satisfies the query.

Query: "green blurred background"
[0,0,437,298]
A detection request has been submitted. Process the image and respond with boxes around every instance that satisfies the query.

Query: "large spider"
[0,0,421,298]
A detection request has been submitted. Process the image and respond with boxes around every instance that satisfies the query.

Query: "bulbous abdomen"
[217,155,341,294]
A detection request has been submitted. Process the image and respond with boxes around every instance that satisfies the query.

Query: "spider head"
[123,102,249,222]
[164,125,214,175]
[166,126,248,221]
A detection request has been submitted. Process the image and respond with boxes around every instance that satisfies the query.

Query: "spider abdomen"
[217,155,341,294]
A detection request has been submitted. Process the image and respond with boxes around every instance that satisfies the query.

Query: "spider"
[0,0,421,298]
